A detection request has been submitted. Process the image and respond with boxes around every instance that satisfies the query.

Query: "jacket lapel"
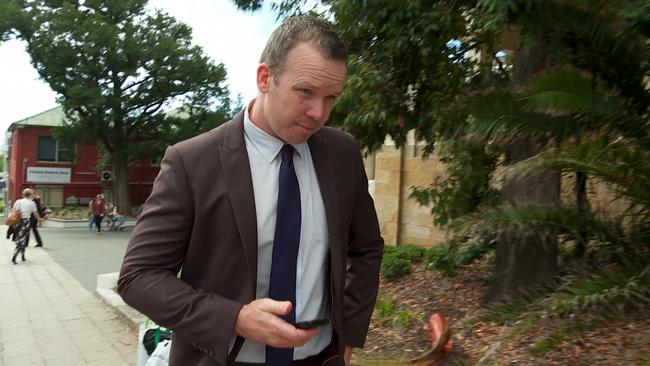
[308,132,342,287]
[219,113,258,297]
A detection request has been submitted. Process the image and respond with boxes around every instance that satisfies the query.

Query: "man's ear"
[256,63,271,94]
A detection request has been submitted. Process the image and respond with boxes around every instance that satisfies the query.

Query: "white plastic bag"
[145,339,171,366]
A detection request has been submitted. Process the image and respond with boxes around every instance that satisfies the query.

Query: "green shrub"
[374,296,399,319]
[424,230,496,276]
[383,245,398,255]
[380,244,427,280]
[398,244,426,262]
[49,206,91,220]
[373,296,419,327]
[381,252,412,280]
[425,245,457,275]
[393,308,418,326]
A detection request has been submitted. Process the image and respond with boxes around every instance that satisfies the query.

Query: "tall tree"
[232,0,649,302]
[1,0,233,213]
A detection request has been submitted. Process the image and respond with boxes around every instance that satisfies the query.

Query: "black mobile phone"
[294,319,329,329]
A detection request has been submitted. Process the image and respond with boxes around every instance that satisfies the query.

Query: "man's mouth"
[296,123,315,132]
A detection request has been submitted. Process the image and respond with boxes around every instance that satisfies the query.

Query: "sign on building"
[27,167,71,183]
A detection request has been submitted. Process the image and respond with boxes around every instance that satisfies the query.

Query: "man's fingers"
[269,326,320,348]
[235,298,321,348]
[260,299,292,316]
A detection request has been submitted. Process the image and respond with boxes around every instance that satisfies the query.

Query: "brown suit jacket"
[118,112,384,365]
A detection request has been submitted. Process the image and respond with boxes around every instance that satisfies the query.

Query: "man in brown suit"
[118,16,383,366]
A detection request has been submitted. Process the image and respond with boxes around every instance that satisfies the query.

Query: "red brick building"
[5,106,160,209]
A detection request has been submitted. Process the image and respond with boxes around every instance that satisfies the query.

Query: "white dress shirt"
[234,103,332,362]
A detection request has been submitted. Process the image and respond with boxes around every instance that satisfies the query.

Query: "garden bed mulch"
[355,260,650,365]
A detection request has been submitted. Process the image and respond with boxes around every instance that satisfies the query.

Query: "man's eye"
[300,89,313,95]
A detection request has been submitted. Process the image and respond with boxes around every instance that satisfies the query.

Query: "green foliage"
[373,296,399,319]
[480,290,548,325]
[232,0,650,356]
[640,353,650,366]
[476,263,650,360]
[380,253,411,281]
[380,244,427,280]
[1,0,235,213]
[410,140,500,227]
[529,322,588,354]
[373,296,419,327]
[424,230,496,276]
[394,244,426,262]
[424,245,457,276]
[541,264,650,317]
[49,206,93,220]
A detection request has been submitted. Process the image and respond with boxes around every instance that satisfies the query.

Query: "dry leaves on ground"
[357,260,650,365]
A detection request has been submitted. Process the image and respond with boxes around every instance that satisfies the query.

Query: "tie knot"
[281,144,294,162]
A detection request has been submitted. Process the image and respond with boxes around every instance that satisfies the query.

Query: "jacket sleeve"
[117,145,243,362]
[341,141,384,348]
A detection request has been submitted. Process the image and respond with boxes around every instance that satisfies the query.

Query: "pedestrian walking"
[88,195,96,230]
[90,194,107,235]
[30,190,46,247]
[11,188,43,264]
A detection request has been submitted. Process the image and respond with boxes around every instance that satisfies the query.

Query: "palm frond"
[450,204,629,251]
[536,264,650,318]
[523,70,648,141]
[524,70,624,117]
[506,140,650,213]
[464,90,579,142]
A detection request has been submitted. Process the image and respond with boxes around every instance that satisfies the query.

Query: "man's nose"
[305,100,326,122]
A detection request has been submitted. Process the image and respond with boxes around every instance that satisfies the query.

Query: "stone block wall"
[367,132,448,247]
[366,135,624,248]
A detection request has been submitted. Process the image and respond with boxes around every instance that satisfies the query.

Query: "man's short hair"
[260,16,347,79]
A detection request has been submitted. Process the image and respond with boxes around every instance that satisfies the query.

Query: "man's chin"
[282,132,313,145]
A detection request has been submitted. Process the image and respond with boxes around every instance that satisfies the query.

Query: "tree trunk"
[482,36,561,304]
[573,171,589,257]
[112,161,132,216]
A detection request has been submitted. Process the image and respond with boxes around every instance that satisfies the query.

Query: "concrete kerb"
[96,272,146,329]
[44,218,138,229]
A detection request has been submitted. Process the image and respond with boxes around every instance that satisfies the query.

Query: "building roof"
[8,106,66,131]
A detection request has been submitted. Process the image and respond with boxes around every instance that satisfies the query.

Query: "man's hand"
[344,346,353,365]
[234,298,319,348]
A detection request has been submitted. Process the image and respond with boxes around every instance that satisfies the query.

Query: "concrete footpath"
[0,225,137,365]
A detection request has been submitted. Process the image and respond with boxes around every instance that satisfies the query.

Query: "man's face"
[256,42,346,144]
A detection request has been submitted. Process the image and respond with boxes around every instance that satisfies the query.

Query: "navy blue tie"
[266,144,301,366]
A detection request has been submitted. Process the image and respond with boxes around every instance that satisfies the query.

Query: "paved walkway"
[36,226,132,292]
[0,225,137,365]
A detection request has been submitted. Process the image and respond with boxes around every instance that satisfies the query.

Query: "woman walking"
[90,194,107,235]
[11,188,42,264]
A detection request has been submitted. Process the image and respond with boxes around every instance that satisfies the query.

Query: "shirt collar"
[243,100,307,164]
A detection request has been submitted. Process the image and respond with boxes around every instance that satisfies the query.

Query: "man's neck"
[248,98,276,139]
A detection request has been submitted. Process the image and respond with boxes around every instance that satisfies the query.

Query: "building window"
[36,186,64,208]
[37,136,73,162]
